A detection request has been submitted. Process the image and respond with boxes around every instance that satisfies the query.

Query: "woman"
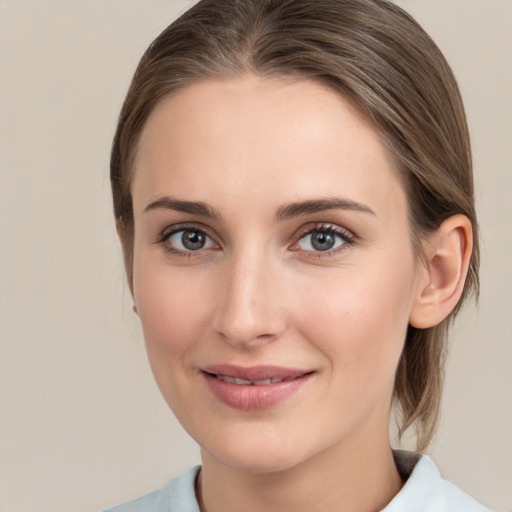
[106,0,491,510]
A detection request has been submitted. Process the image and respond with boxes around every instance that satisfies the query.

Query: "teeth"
[253,379,272,385]
[234,377,252,385]
[215,374,287,385]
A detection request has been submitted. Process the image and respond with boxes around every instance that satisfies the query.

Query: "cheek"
[132,261,220,419]
[133,260,214,364]
[297,259,416,381]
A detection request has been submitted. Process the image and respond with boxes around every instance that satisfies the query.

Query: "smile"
[213,374,301,385]
[201,365,314,410]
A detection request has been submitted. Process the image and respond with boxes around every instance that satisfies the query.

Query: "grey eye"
[168,229,215,251]
[298,229,345,252]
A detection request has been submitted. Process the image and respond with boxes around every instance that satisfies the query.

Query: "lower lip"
[202,372,313,410]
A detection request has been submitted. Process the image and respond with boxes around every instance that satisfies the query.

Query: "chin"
[197,424,320,475]
[205,446,304,475]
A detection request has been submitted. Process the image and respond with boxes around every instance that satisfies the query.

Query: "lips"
[214,375,291,385]
[203,364,310,381]
[201,365,314,410]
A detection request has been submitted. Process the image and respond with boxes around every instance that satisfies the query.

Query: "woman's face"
[131,76,426,473]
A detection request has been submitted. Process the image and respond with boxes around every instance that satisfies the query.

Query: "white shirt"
[104,451,492,511]
[383,451,491,511]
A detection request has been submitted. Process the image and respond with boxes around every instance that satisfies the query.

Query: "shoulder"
[103,466,201,512]
[383,451,492,512]
[102,455,492,512]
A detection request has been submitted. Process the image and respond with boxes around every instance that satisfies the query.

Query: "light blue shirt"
[104,451,491,511]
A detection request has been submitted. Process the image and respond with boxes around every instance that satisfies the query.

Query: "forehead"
[133,75,406,221]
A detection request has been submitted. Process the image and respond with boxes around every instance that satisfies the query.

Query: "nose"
[212,252,288,348]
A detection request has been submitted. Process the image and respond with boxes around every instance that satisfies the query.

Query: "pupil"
[311,231,335,251]
[182,230,205,250]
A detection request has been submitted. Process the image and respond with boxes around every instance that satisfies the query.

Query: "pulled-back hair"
[111,0,479,451]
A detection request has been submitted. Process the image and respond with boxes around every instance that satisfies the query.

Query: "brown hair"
[111,0,479,451]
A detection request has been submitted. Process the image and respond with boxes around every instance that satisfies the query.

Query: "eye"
[163,227,217,252]
[296,225,351,253]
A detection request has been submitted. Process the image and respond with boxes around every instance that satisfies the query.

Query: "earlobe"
[115,218,125,242]
[115,217,136,298]
[409,215,473,329]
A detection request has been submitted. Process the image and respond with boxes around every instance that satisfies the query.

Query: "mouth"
[210,374,298,385]
[202,364,312,383]
[200,365,314,410]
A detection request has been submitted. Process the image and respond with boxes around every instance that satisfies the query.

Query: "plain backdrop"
[0,1,511,511]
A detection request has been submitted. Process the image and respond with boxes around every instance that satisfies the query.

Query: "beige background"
[0,1,511,511]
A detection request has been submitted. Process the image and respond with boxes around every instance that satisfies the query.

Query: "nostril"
[255,333,276,340]
[215,324,283,347]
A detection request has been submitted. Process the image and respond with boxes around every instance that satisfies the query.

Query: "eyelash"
[291,223,355,259]
[154,222,356,259]
[155,223,218,258]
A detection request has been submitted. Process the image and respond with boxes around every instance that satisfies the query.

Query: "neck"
[197,424,403,512]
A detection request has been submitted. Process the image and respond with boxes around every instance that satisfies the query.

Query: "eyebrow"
[144,195,375,220]
[144,197,220,218]
[276,197,375,220]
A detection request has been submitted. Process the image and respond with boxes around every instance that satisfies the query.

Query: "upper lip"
[202,364,312,381]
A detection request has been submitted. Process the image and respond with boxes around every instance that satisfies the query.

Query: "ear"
[115,217,124,242]
[409,215,473,329]
[116,218,136,301]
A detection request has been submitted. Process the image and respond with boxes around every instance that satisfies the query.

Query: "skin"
[128,75,471,512]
